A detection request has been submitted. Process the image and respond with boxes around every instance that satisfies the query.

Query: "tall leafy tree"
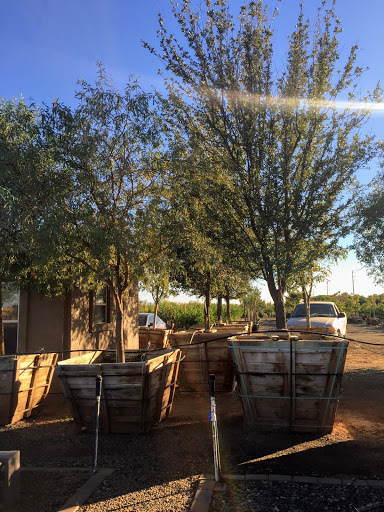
[140,206,178,329]
[289,245,345,328]
[0,98,69,354]
[145,0,380,327]
[241,285,263,324]
[352,169,384,284]
[163,110,257,329]
[40,67,166,362]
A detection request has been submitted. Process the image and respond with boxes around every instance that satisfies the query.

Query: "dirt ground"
[1,320,384,511]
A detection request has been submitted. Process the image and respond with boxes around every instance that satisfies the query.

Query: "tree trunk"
[0,281,4,356]
[62,290,72,356]
[153,301,159,329]
[114,293,125,363]
[225,293,231,324]
[305,301,311,329]
[204,274,211,332]
[217,294,223,325]
[302,286,311,330]
[266,277,286,329]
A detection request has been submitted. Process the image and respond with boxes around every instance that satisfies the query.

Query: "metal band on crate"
[321,340,346,428]
[232,345,345,350]
[237,371,344,376]
[230,340,255,423]
[247,421,334,429]
[239,394,339,400]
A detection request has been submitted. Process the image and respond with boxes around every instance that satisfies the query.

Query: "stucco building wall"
[17,287,139,355]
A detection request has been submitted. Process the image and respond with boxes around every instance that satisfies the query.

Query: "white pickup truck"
[287,301,347,336]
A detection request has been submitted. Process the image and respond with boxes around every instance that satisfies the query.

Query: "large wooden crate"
[0,353,58,426]
[139,328,171,350]
[168,331,244,392]
[55,348,181,434]
[229,334,348,434]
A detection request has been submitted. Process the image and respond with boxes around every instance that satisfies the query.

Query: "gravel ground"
[19,470,90,512]
[79,473,198,512]
[210,481,384,512]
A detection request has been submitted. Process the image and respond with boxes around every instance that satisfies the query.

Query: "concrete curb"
[190,477,216,512]
[189,474,384,512]
[56,468,115,512]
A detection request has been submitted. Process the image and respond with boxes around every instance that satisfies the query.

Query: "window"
[95,288,108,323]
[89,287,110,331]
[292,303,336,318]
[1,283,19,354]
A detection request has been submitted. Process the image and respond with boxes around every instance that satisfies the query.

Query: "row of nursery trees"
[287,293,384,321]
[142,291,384,332]
[141,286,275,331]
[1,0,384,361]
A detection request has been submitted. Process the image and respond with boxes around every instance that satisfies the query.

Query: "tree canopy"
[42,68,167,361]
[145,0,380,327]
[353,167,384,284]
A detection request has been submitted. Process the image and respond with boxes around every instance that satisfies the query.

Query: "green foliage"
[285,291,303,314]
[240,285,271,322]
[353,168,384,284]
[287,292,384,319]
[146,0,381,328]
[40,66,165,294]
[139,300,244,330]
[0,67,169,362]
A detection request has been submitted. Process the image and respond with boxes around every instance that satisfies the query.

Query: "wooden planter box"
[55,348,181,434]
[229,334,348,434]
[0,353,58,426]
[168,331,243,392]
[187,323,250,333]
[139,328,171,350]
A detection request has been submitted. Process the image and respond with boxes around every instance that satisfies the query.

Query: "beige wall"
[70,289,114,352]
[123,287,139,350]
[70,287,139,352]
[18,292,65,354]
[18,287,139,356]
[18,289,139,359]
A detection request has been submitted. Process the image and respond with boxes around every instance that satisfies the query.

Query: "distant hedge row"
[139,300,245,330]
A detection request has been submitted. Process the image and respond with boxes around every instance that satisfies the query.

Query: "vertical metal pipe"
[209,373,221,482]
[92,375,103,473]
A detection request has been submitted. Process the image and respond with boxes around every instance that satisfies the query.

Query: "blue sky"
[2,0,384,301]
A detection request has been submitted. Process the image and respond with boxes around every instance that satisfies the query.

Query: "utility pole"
[352,267,364,295]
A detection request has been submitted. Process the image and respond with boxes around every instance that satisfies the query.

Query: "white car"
[138,312,167,329]
[287,301,347,336]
